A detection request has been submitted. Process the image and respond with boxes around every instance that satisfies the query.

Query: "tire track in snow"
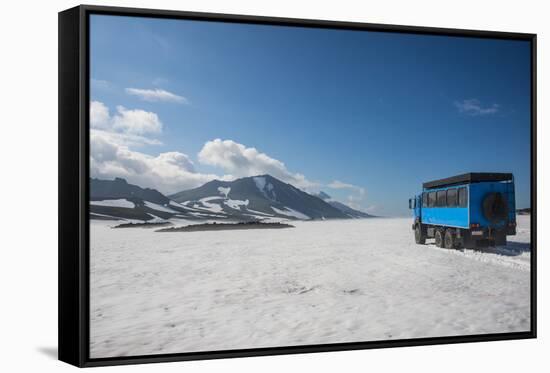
[427,243,530,271]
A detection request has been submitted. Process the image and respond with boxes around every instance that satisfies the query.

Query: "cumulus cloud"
[90,133,221,194]
[90,101,111,129]
[198,139,318,189]
[91,104,321,193]
[89,103,361,197]
[126,88,188,104]
[91,100,162,135]
[454,99,499,116]
[111,106,163,135]
[90,101,222,193]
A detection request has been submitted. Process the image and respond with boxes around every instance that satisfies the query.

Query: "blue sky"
[89,15,531,216]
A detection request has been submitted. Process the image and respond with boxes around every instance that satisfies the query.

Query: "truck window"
[428,191,436,207]
[458,187,468,207]
[436,190,446,207]
[422,192,428,207]
[447,188,457,207]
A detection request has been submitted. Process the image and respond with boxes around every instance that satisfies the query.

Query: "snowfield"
[90,216,531,358]
[224,198,249,210]
[271,206,311,220]
[217,186,231,198]
[91,199,135,208]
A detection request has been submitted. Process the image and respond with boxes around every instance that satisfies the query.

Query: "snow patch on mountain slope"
[246,208,274,216]
[224,199,249,210]
[168,200,186,209]
[91,199,135,208]
[146,213,169,223]
[168,200,207,213]
[271,206,310,220]
[253,176,266,192]
[268,185,276,200]
[143,201,178,213]
[254,176,276,200]
[189,212,227,218]
[90,212,125,220]
[198,197,224,213]
[218,186,231,198]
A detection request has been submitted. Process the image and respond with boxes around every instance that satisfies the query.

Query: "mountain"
[90,178,196,221]
[169,174,349,220]
[91,177,168,204]
[315,191,332,200]
[312,191,373,218]
[90,175,371,222]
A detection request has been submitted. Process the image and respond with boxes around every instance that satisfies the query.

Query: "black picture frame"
[59,4,537,368]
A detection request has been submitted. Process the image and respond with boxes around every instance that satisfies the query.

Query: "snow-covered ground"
[89,216,531,358]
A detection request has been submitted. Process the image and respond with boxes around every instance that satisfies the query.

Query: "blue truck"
[409,173,516,249]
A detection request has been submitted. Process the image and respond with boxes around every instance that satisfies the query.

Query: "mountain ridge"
[90,175,373,222]
[169,174,349,220]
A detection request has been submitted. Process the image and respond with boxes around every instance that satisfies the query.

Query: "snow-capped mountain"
[169,174,349,220]
[90,178,197,221]
[89,175,372,222]
[312,191,373,218]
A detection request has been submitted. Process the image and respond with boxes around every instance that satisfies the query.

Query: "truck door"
[415,195,422,221]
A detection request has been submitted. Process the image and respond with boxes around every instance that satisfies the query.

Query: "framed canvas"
[58,5,537,367]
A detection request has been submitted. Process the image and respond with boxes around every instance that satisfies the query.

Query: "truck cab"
[409,194,422,228]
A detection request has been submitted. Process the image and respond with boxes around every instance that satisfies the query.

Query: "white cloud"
[90,131,223,194]
[90,101,111,129]
[111,106,163,135]
[90,101,224,194]
[328,180,365,196]
[454,99,499,116]
[90,101,163,146]
[198,139,318,189]
[126,88,188,104]
[90,103,361,197]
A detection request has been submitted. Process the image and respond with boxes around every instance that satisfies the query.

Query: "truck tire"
[483,192,509,224]
[444,229,456,249]
[435,229,444,248]
[415,224,426,244]
[495,231,507,246]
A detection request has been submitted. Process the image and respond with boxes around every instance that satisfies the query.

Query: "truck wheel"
[483,192,509,224]
[495,231,507,246]
[444,229,456,249]
[415,224,426,244]
[435,229,444,248]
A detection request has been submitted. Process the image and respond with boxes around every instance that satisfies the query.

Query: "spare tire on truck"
[482,192,508,224]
